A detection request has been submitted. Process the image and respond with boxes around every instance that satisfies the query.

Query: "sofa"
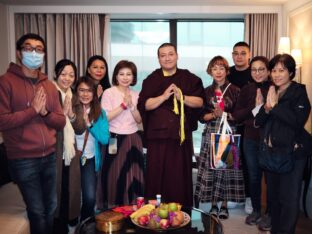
[0,143,29,234]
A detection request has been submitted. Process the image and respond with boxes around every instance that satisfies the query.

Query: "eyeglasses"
[232,52,248,57]
[251,68,267,74]
[78,88,93,94]
[22,45,45,54]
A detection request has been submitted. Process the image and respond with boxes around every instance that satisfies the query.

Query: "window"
[176,21,244,153]
[110,21,170,92]
[110,19,244,153]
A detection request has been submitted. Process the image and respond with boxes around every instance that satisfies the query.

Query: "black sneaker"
[245,211,261,225]
[209,205,219,217]
[258,214,272,231]
[218,206,229,220]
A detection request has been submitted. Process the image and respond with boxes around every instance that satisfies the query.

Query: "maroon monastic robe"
[138,68,205,206]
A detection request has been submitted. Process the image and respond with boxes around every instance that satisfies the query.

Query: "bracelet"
[120,102,127,110]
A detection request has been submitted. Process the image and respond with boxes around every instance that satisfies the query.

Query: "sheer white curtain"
[15,13,109,79]
[245,13,278,59]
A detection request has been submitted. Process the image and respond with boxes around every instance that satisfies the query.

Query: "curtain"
[14,13,108,79]
[245,13,278,60]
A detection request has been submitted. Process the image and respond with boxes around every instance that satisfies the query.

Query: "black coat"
[255,81,311,157]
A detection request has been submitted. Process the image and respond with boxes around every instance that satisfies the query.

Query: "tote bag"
[210,112,241,170]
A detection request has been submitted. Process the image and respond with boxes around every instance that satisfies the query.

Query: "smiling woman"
[101,60,145,208]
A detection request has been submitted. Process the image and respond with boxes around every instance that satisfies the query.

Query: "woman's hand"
[267,86,278,108]
[123,90,132,108]
[83,105,91,127]
[97,85,104,98]
[213,104,223,118]
[64,95,75,118]
[264,86,278,112]
[255,88,264,106]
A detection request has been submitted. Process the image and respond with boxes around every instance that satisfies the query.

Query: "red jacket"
[0,63,66,159]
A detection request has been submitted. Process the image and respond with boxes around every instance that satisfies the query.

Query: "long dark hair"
[85,55,111,91]
[75,76,102,123]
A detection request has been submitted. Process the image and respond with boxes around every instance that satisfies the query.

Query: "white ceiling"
[0,0,290,6]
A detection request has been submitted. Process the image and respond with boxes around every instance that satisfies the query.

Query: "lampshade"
[278,37,290,54]
[291,49,303,66]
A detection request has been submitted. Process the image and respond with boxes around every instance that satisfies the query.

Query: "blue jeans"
[8,153,57,234]
[80,157,96,222]
[243,138,263,212]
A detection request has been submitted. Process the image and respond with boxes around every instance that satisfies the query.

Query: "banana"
[130,204,155,221]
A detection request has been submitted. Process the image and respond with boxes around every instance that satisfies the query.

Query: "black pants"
[266,157,306,234]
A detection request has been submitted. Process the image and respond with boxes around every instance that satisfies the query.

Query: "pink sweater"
[101,86,139,134]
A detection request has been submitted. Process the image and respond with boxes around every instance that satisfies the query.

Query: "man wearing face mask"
[0,33,66,234]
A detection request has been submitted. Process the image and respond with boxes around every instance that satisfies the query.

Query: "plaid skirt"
[194,119,245,203]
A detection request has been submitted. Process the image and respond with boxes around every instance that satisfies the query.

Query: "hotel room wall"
[289,3,312,133]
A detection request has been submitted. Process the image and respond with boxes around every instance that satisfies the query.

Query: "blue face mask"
[21,51,44,70]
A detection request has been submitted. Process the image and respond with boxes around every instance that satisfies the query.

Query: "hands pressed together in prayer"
[264,86,278,113]
[97,85,104,98]
[123,90,133,109]
[255,88,264,106]
[63,95,75,119]
[32,86,49,116]
[83,105,91,127]
[163,84,183,101]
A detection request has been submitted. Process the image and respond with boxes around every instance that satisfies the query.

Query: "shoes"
[209,205,219,217]
[68,224,77,234]
[245,211,261,225]
[227,201,238,209]
[244,197,253,214]
[258,214,272,231]
[218,206,229,220]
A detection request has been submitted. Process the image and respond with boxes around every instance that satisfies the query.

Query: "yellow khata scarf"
[173,88,185,145]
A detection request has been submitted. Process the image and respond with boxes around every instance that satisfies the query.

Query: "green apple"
[158,208,168,219]
[168,202,178,212]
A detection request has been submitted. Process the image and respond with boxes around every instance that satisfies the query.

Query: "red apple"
[138,215,149,226]
[159,219,170,229]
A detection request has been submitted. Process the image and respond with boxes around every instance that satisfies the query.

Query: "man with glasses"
[228,41,254,215]
[0,33,66,234]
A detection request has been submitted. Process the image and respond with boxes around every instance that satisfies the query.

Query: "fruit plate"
[131,211,191,231]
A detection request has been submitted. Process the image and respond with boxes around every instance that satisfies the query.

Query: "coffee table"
[78,207,223,234]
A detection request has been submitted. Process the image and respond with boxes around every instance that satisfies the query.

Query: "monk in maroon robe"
[138,43,205,206]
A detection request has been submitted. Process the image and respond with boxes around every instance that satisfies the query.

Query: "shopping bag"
[210,112,241,170]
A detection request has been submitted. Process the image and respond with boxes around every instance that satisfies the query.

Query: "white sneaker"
[244,197,253,214]
[227,201,238,209]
